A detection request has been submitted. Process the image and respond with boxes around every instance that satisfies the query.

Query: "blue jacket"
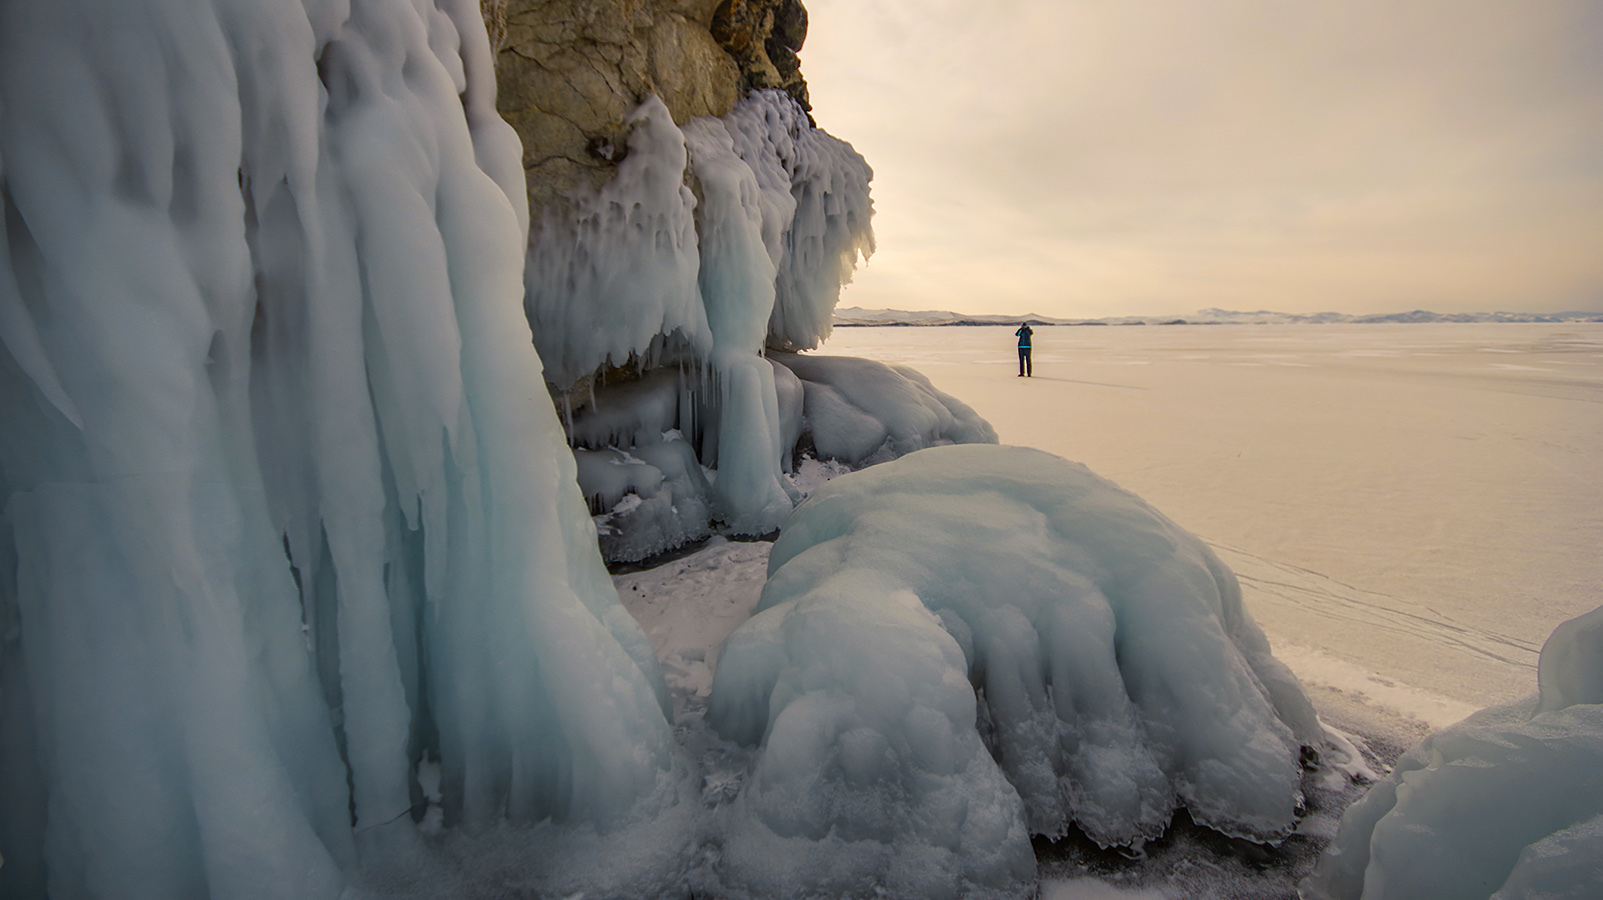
[1016,324,1033,349]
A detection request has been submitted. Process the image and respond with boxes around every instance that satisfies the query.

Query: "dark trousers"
[1018,347,1032,376]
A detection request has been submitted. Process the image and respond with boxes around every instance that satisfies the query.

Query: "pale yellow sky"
[800,0,1603,318]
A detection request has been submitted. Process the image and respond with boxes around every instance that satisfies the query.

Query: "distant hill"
[832,306,1603,327]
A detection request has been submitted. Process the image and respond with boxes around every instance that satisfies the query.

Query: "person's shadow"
[1016,375,1147,390]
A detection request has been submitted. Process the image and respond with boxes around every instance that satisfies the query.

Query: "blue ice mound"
[706,444,1320,897]
[1303,605,1603,900]
[772,352,999,467]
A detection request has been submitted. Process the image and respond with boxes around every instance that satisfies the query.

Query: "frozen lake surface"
[814,323,1603,715]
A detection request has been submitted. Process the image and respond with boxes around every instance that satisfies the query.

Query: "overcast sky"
[799,0,1603,318]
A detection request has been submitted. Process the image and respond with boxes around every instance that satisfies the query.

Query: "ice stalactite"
[0,1,685,897]
[527,91,879,548]
[681,115,794,534]
[721,90,875,353]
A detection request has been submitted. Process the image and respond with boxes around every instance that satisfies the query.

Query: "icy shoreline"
[615,533,1448,900]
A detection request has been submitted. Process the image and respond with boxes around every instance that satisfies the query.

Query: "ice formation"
[1303,605,1603,900]
[0,1,689,896]
[568,347,998,560]
[707,444,1321,897]
[529,91,891,553]
[773,351,999,466]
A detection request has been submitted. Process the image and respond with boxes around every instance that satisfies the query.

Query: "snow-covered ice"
[705,443,1325,897]
[614,537,775,714]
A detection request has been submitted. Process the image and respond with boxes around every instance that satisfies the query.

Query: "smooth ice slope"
[707,444,1321,897]
[1303,605,1603,900]
[0,1,687,897]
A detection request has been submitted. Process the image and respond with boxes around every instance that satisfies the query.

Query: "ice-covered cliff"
[485,0,999,560]
[515,79,1001,557]
[0,2,1339,899]
[0,1,689,896]
[488,0,813,215]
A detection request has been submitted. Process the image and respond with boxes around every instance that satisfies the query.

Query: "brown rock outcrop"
[710,0,809,107]
[487,0,810,215]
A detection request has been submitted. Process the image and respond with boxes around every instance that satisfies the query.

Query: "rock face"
[711,0,809,106]
[489,0,811,214]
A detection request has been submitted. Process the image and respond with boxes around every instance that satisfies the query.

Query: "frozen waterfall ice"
[1303,605,1603,900]
[528,91,902,555]
[706,444,1322,898]
[0,1,689,897]
[567,348,999,562]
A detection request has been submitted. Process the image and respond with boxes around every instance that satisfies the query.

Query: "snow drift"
[707,444,1322,897]
[0,1,690,896]
[1303,605,1603,900]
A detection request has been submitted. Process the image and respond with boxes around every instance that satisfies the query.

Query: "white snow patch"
[1271,641,1478,730]
[614,538,772,712]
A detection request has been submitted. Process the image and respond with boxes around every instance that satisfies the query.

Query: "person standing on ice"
[1015,322,1034,377]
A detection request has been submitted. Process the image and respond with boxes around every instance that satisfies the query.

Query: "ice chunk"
[773,352,1000,466]
[1303,605,1603,900]
[576,439,713,563]
[708,443,1320,897]
[0,0,685,895]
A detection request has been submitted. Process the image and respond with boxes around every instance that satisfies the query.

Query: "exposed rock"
[490,0,810,215]
[710,0,809,108]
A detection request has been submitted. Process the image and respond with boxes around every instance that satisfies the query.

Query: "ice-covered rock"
[706,444,1321,896]
[532,90,949,555]
[0,1,691,896]
[1302,605,1603,900]
[525,90,870,392]
[488,0,813,215]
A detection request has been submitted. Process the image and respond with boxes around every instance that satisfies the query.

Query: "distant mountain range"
[833,306,1603,327]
